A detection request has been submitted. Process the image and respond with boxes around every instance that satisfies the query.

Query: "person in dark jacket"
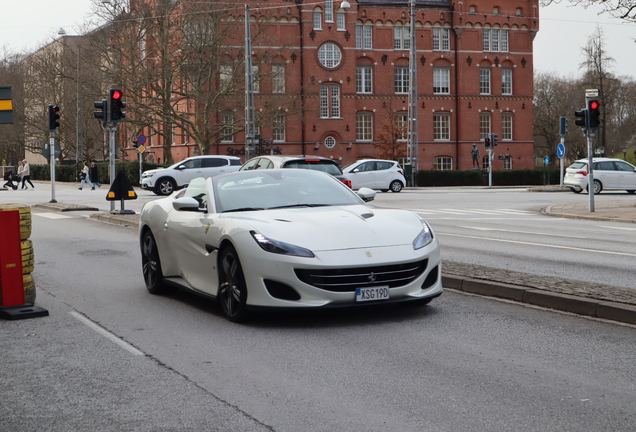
[90,161,101,188]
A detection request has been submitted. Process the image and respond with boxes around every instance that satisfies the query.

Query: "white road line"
[600,225,636,231]
[69,311,145,356]
[438,232,636,257]
[460,226,589,239]
[34,212,72,219]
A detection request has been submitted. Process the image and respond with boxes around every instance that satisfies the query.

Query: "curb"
[542,205,636,224]
[442,275,636,326]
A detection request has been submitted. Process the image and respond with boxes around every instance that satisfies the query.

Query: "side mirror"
[352,168,360,173]
[176,164,186,170]
[172,197,204,212]
[357,187,376,202]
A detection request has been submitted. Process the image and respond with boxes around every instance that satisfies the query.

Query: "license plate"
[355,286,389,302]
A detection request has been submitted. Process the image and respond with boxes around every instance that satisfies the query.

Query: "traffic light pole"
[49,131,57,203]
[584,96,595,213]
[109,125,117,213]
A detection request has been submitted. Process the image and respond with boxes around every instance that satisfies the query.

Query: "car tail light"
[576,170,588,176]
[341,179,352,188]
[398,169,404,176]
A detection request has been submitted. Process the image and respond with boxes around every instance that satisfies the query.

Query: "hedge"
[29,161,165,186]
[415,168,562,187]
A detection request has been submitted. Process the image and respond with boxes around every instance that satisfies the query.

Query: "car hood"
[223,205,425,251]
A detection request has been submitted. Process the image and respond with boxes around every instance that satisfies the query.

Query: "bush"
[30,161,165,186]
[415,168,562,187]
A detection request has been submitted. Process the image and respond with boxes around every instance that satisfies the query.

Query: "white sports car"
[139,169,442,322]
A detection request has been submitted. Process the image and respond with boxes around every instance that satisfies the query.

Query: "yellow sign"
[137,145,145,153]
[0,100,13,111]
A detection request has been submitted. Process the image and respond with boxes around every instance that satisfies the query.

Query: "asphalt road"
[2,205,634,431]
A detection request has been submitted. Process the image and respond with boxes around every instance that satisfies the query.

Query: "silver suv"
[141,156,241,195]
[342,159,406,192]
[564,158,636,194]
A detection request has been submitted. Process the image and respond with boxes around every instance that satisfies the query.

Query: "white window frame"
[479,114,491,139]
[337,12,346,31]
[325,136,336,148]
[503,156,513,170]
[433,68,450,94]
[480,68,490,95]
[220,64,232,91]
[434,156,453,171]
[433,27,450,51]
[502,114,513,140]
[433,114,451,140]
[394,26,410,50]
[396,113,408,141]
[356,113,373,141]
[313,12,323,30]
[482,155,490,170]
[356,24,373,49]
[221,113,233,143]
[273,115,285,142]
[252,65,260,93]
[483,29,509,52]
[320,85,341,118]
[356,66,372,94]
[502,68,512,95]
[318,43,342,68]
[325,0,334,22]
[394,67,409,94]
[272,63,285,94]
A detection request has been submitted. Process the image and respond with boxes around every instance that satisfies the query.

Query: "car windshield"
[213,169,361,213]
[283,160,343,175]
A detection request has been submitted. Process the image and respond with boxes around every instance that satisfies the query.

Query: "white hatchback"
[564,158,636,194]
[342,159,406,192]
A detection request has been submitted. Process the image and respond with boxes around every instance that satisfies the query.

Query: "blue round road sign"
[544,156,550,165]
[557,143,565,158]
[137,135,147,145]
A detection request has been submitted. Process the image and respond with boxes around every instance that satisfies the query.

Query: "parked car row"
[140,155,407,195]
[564,157,636,194]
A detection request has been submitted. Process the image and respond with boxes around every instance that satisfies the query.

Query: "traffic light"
[574,108,587,129]
[559,116,568,136]
[109,88,126,122]
[132,139,139,149]
[491,133,498,147]
[484,137,491,148]
[588,99,600,129]
[48,105,60,131]
[93,99,108,127]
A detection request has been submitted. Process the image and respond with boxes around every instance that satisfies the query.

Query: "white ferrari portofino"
[140,169,442,322]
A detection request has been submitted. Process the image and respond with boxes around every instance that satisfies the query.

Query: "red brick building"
[131,0,539,170]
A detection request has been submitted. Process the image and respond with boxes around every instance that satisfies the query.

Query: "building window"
[356,113,373,141]
[318,43,342,68]
[325,0,334,22]
[434,157,453,170]
[396,113,408,140]
[272,63,285,93]
[325,136,336,148]
[394,67,409,94]
[433,27,450,51]
[356,24,373,49]
[320,85,340,118]
[502,114,513,140]
[483,29,509,52]
[502,68,512,95]
[433,114,450,140]
[252,65,260,93]
[313,12,322,30]
[356,66,372,94]
[337,13,346,31]
[433,68,450,94]
[221,113,233,142]
[503,156,512,170]
[479,114,491,139]
[394,26,410,50]
[482,155,490,170]
[493,6,500,15]
[220,64,232,91]
[273,115,285,142]
[469,5,477,14]
[480,68,490,95]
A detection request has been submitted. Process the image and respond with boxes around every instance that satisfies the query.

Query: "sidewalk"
[32,197,636,327]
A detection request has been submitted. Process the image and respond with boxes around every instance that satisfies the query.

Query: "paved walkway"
[30,194,636,326]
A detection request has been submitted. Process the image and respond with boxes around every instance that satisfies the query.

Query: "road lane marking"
[460,226,589,239]
[70,311,145,356]
[599,226,636,231]
[438,232,636,257]
[34,212,72,219]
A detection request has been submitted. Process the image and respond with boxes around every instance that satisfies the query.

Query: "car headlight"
[413,219,434,250]
[141,172,155,179]
[250,231,315,258]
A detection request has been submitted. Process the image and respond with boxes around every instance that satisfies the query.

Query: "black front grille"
[294,259,428,292]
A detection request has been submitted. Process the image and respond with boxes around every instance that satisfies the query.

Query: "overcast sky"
[1,0,634,79]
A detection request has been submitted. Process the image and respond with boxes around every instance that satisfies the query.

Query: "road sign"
[585,89,599,98]
[137,135,146,145]
[544,156,550,165]
[137,145,145,153]
[557,143,565,158]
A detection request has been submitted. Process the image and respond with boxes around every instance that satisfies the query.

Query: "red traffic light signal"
[588,99,600,129]
[109,88,126,122]
[48,104,60,131]
[484,137,491,148]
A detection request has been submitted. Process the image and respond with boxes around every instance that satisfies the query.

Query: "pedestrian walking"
[20,159,35,189]
[78,161,95,190]
[17,161,24,188]
[90,161,101,188]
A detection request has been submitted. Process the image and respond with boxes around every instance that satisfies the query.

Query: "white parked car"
[342,159,406,192]
[140,155,241,195]
[564,158,636,194]
[139,169,442,322]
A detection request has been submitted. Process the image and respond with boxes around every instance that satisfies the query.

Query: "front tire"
[142,230,167,294]
[155,178,176,196]
[219,246,249,322]
[390,180,403,193]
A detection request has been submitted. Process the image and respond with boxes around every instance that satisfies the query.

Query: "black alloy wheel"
[142,231,167,294]
[219,246,249,322]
